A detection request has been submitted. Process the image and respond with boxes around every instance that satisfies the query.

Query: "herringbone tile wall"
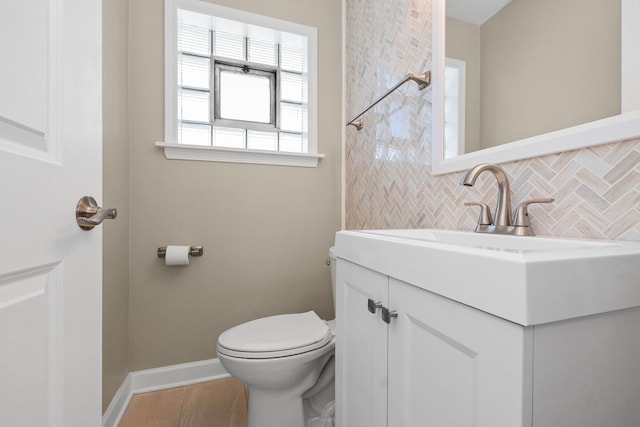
[345,0,433,228]
[345,0,640,241]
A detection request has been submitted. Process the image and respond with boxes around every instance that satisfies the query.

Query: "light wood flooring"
[118,378,248,427]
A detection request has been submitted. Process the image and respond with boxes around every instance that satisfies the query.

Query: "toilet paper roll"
[165,245,190,266]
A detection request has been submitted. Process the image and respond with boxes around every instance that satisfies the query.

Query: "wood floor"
[118,378,248,427]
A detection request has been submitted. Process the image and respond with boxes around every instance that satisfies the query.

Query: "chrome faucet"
[460,163,512,227]
[460,163,554,236]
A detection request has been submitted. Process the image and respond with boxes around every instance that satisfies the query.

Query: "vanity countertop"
[335,229,640,326]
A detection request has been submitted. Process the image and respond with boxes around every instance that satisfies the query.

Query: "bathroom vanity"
[334,229,640,427]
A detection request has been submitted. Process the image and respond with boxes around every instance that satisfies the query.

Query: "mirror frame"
[431,0,640,175]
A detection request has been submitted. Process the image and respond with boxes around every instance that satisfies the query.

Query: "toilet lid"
[217,311,332,358]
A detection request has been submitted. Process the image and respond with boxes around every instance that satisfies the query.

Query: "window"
[160,0,322,167]
[443,57,466,159]
[214,63,276,128]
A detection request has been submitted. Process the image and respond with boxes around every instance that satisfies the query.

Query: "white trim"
[156,141,324,167]
[129,358,230,394]
[431,0,446,173]
[102,375,132,427]
[165,0,179,148]
[102,358,230,427]
[432,109,640,175]
[622,0,640,113]
[341,0,346,229]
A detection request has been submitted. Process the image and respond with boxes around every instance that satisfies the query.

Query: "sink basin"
[358,228,617,252]
[335,229,640,326]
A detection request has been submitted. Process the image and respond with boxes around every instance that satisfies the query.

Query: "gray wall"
[102,0,130,412]
[127,0,342,371]
[446,0,621,151]
[445,17,481,153]
[481,0,621,148]
[102,0,342,409]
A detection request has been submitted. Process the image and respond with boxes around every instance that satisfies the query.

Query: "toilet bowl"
[216,247,337,427]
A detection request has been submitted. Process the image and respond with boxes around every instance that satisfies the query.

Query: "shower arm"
[346,71,431,131]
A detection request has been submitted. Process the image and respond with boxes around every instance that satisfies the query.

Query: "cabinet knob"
[367,298,383,314]
[381,307,398,324]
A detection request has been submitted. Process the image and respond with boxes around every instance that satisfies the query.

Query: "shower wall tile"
[345,0,640,241]
[345,0,433,230]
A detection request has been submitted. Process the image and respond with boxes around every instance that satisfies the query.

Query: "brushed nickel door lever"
[76,196,117,230]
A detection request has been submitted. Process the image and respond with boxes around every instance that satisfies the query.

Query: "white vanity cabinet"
[336,259,532,427]
[335,229,640,426]
[336,257,640,427]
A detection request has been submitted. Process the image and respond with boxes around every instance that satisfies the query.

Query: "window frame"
[160,0,322,167]
[213,61,278,131]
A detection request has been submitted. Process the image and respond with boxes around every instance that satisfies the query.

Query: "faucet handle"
[513,198,554,228]
[464,202,493,225]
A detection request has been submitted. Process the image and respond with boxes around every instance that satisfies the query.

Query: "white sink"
[335,229,640,325]
[358,228,617,252]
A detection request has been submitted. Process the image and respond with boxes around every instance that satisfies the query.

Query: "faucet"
[460,163,512,227]
[460,163,554,236]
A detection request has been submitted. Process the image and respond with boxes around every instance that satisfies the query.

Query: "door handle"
[76,196,117,230]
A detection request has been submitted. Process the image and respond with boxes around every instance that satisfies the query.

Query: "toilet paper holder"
[157,245,204,258]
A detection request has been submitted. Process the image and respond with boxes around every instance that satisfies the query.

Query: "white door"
[387,278,533,427]
[335,260,388,427]
[0,0,103,426]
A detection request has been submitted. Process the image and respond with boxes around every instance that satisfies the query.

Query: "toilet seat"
[217,311,333,359]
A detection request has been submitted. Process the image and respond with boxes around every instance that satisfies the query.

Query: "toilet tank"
[329,247,337,311]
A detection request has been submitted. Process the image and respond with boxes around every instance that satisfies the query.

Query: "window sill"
[155,142,324,167]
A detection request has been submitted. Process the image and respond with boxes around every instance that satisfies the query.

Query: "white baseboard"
[129,358,230,394]
[102,374,132,427]
[102,358,229,427]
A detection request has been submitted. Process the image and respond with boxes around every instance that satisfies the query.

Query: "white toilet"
[217,247,337,427]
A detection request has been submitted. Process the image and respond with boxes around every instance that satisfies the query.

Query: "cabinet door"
[336,260,389,427]
[387,279,533,427]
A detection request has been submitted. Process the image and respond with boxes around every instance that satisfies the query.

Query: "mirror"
[431,0,640,175]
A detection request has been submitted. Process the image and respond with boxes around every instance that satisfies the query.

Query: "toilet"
[217,247,337,427]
